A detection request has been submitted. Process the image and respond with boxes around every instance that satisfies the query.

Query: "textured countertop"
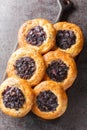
[0,0,87,130]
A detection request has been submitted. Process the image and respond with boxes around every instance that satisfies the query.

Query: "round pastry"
[0,77,34,117]
[18,18,56,54]
[54,22,84,57]
[43,49,77,90]
[6,47,45,86]
[32,81,68,120]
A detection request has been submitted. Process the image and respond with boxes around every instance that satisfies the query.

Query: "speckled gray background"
[0,0,87,130]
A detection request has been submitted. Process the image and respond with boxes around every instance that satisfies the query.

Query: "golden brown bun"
[0,77,34,117]
[43,49,77,90]
[18,18,56,54]
[32,81,68,120]
[54,22,84,57]
[6,47,45,87]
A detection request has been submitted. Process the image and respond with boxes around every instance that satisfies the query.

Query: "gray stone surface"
[0,0,87,130]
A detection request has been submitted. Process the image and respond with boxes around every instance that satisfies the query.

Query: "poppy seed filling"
[26,26,46,46]
[56,30,76,49]
[2,86,25,110]
[36,90,58,112]
[14,57,36,79]
[46,60,69,82]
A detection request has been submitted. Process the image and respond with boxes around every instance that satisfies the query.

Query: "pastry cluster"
[0,18,84,119]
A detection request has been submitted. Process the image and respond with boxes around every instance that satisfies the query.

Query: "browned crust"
[32,81,68,120]
[0,77,34,117]
[54,22,84,57]
[18,18,56,54]
[6,47,45,86]
[43,49,77,90]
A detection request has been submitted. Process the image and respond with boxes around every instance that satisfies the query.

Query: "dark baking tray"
[0,0,87,130]
[1,0,74,82]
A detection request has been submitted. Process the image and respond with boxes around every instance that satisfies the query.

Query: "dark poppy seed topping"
[56,30,76,49]
[26,26,46,46]
[2,86,25,110]
[36,90,58,112]
[46,60,69,82]
[14,57,36,79]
